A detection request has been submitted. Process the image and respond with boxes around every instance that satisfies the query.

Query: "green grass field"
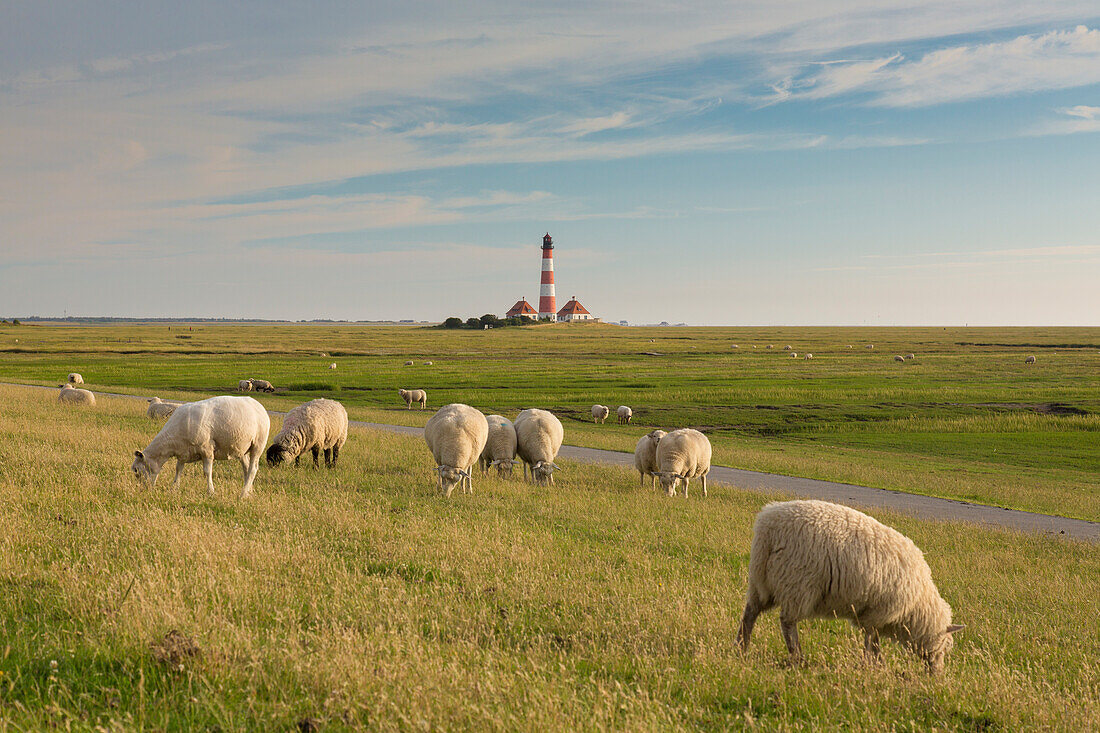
[2,321,1097,520]
[1,385,1097,730]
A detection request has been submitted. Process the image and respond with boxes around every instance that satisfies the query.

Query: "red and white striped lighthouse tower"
[538,232,557,321]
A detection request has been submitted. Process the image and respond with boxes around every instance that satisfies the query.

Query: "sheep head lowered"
[530,460,560,485]
[437,465,470,496]
[657,471,685,496]
[490,458,519,478]
[131,450,164,487]
[265,443,295,467]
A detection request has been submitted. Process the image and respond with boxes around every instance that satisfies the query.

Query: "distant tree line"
[440,314,536,329]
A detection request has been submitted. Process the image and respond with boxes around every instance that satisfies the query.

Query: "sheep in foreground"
[58,384,95,406]
[617,405,633,425]
[398,388,427,410]
[250,379,276,393]
[238,379,253,392]
[147,397,178,420]
[591,404,610,424]
[424,403,488,496]
[479,414,518,477]
[514,408,564,485]
[736,500,963,673]
[894,355,905,362]
[266,398,348,468]
[67,373,84,385]
[1025,355,1036,364]
[655,428,711,497]
[633,429,668,487]
[130,395,270,499]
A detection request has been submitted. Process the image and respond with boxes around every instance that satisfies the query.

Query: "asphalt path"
[13,383,1099,543]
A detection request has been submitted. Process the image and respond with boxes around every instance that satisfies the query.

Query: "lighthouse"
[538,232,557,321]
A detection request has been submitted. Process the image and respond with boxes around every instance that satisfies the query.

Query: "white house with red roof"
[556,296,595,322]
[505,299,538,320]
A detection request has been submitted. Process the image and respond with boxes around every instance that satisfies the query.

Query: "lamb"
[58,384,95,406]
[329,362,337,370]
[1025,355,1036,364]
[238,379,253,392]
[591,404,610,424]
[616,405,633,425]
[655,428,712,497]
[735,500,963,673]
[67,373,84,385]
[266,398,348,469]
[130,395,270,499]
[894,355,905,362]
[479,414,518,477]
[424,403,489,496]
[250,379,275,393]
[398,388,427,410]
[146,397,178,420]
[514,408,564,485]
[633,429,667,487]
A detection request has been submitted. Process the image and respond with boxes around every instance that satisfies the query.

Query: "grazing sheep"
[633,429,668,488]
[847,345,853,349]
[238,379,253,392]
[591,404,610,424]
[146,397,178,420]
[804,353,813,360]
[1025,355,1036,364]
[905,353,916,360]
[58,384,95,406]
[866,344,874,350]
[250,379,275,393]
[731,344,739,349]
[329,362,337,370]
[784,345,793,351]
[655,428,712,497]
[67,373,84,385]
[319,352,329,357]
[479,414,518,477]
[617,405,633,425]
[266,398,348,468]
[398,388,427,410]
[424,403,488,496]
[130,395,270,499]
[894,355,905,362]
[736,500,963,673]
[424,361,433,365]
[404,360,414,366]
[514,408,565,486]
[789,352,798,358]
[766,345,774,349]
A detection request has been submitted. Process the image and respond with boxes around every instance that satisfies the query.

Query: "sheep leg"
[736,593,763,651]
[639,471,645,487]
[294,455,300,468]
[683,478,690,498]
[329,444,340,468]
[701,473,708,497]
[311,446,320,468]
[323,447,333,468]
[780,614,803,663]
[171,459,186,490]
[202,456,215,496]
[241,449,262,499]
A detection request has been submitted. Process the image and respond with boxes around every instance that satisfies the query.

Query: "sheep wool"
[736,500,963,673]
[655,428,711,497]
[398,388,427,410]
[514,408,564,486]
[616,405,632,425]
[238,379,253,392]
[130,395,270,499]
[479,414,518,477]
[424,403,489,497]
[1025,355,1036,364]
[633,429,667,488]
[591,404,610,424]
[58,384,95,406]
[250,379,275,393]
[266,398,348,469]
[147,397,178,420]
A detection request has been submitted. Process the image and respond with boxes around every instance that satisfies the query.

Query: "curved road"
[13,383,1098,543]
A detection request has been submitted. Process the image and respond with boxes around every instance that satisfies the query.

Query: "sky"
[1,1,1099,325]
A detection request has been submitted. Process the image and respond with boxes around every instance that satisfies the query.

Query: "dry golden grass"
[0,385,1097,730]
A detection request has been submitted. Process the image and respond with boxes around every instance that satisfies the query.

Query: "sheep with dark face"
[250,379,276,393]
[265,398,348,469]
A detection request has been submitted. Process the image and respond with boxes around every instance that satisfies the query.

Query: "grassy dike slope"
[1,385,1097,730]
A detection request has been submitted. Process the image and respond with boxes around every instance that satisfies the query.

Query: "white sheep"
[866,344,874,350]
[58,384,95,406]
[736,500,963,673]
[238,379,253,392]
[633,429,668,488]
[591,404,610,424]
[266,398,348,468]
[655,428,712,497]
[1025,355,1036,364]
[67,373,84,385]
[894,355,905,362]
[514,408,564,485]
[130,395,270,499]
[766,345,773,349]
[329,362,337,370]
[905,353,916,360]
[479,414,518,477]
[789,352,798,358]
[404,360,414,366]
[398,388,427,410]
[804,353,813,359]
[616,405,633,425]
[146,397,178,420]
[784,345,793,351]
[424,361,433,365]
[424,403,488,496]
[250,379,275,393]
[731,344,739,349]
[847,345,853,349]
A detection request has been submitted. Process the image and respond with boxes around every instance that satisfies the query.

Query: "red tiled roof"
[506,299,537,317]
[557,299,590,316]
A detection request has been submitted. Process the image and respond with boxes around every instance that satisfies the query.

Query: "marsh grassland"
[2,322,1098,519]
[0,385,1098,730]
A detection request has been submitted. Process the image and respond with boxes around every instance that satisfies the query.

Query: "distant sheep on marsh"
[329,362,337,370]
[617,405,633,425]
[1025,355,1036,364]
[238,379,253,392]
[250,379,275,393]
[399,388,427,410]
[736,500,963,673]
[633,429,667,488]
[591,404,610,424]
[894,355,905,362]
[146,397,178,420]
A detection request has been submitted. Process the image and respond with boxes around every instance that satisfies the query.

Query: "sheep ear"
[946,624,965,634]
[134,450,144,459]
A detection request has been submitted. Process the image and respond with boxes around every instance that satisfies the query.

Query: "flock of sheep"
[54,372,965,674]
